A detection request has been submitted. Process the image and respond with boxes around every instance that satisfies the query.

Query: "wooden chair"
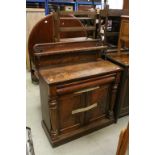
[116,123,129,155]
[53,10,98,42]
[117,15,129,53]
[99,5,129,51]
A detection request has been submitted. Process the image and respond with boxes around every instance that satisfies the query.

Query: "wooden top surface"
[39,60,122,84]
[107,52,129,67]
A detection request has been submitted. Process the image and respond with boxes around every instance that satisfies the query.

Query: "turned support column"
[108,73,121,119]
[48,96,59,139]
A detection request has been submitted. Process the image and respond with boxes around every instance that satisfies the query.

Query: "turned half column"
[48,96,59,140]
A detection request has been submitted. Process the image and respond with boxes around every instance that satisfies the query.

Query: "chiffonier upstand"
[34,40,122,147]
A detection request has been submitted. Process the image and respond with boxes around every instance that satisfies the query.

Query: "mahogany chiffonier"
[106,52,129,120]
[34,40,122,147]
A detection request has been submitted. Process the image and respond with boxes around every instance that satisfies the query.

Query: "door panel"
[85,83,113,123]
[58,93,85,134]
[58,75,116,133]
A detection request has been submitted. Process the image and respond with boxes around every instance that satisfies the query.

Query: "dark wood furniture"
[106,52,129,119]
[118,16,129,53]
[99,6,129,51]
[34,40,122,147]
[53,10,97,41]
[105,13,129,119]
[28,13,87,84]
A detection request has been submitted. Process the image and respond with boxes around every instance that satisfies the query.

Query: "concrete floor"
[26,71,129,155]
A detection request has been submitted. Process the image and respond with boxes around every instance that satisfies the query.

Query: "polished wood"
[53,10,97,42]
[28,13,87,83]
[26,8,45,71]
[35,40,122,147]
[106,52,129,119]
[123,0,129,10]
[118,16,129,53]
[116,123,129,155]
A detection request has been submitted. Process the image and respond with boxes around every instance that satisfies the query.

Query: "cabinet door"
[85,83,113,124]
[57,75,116,133]
[58,93,85,134]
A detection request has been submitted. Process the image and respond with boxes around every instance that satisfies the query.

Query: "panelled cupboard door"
[57,75,116,134]
[58,93,85,134]
[85,83,112,124]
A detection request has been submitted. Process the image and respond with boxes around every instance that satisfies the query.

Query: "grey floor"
[26,71,129,155]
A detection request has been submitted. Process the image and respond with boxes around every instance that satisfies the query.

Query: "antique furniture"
[105,13,129,119]
[99,6,129,51]
[116,123,129,155]
[53,10,97,42]
[28,13,87,83]
[26,8,45,71]
[34,40,122,147]
[106,52,129,119]
[117,15,129,53]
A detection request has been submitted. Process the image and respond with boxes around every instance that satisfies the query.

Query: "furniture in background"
[116,123,129,155]
[53,10,97,42]
[26,8,45,71]
[105,15,129,120]
[28,13,87,83]
[117,15,129,53]
[33,40,122,147]
[106,52,129,119]
[99,6,128,52]
[123,0,129,11]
